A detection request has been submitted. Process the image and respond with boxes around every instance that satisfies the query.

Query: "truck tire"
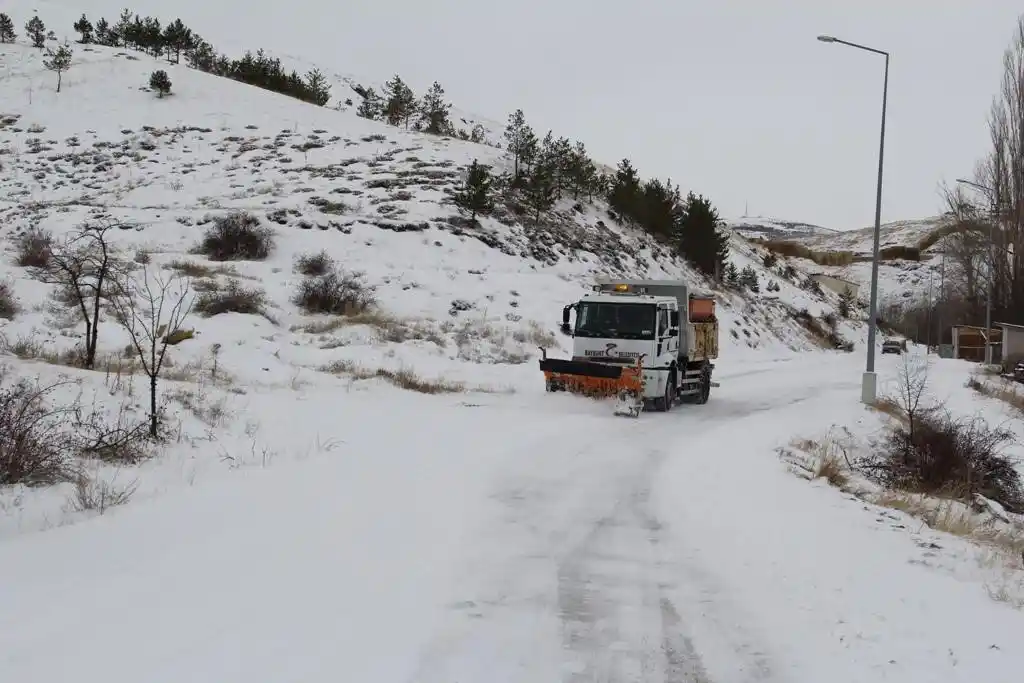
[694,364,712,405]
[654,368,675,412]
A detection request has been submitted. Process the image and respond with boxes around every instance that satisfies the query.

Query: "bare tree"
[892,353,934,443]
[30,222,126,368]
[109,266,194,437]
[976,16,1024,325]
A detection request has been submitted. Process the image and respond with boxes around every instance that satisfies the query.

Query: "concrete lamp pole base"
[861,370,877,405]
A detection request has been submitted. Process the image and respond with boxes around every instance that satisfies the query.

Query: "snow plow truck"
[539,278,719,417]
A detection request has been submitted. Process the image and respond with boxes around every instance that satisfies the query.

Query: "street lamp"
[818,34,890,404]
[955,177,996,366]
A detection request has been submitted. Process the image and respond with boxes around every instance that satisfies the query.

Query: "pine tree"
[149,69,172,97]
[141,16,162,56]
[676,191,728,278]
[113,9,133,47]
[382,74,415,128]
[25,15,46,48]
[608,158,641,222]
[838,288,855,318]
[725,262,739,287]
[304,68,330,106]
[523,157,557,225]
[73,14,93,43]
[470,123,486,143]
[419,81,452,134]
[162,18,192,63]
[503,109,537,178]
[453,160,494,222]
[739,266,759,292]
[94,18,112,45]
[43,43,72,92]
[0,13,15,43]
[185,37,217,71]
[356,87,381,119]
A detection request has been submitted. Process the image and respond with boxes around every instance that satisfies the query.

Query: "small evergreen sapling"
[838,288,855,318]
[453,160,494,222]
[304,68,330,106]
[43,43,72,93]
[149,69,172,97]
[356,87,381,119]
[0,13,15,43]
[25,15,46,48]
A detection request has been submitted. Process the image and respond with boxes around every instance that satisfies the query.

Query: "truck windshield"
[575,302,656,340]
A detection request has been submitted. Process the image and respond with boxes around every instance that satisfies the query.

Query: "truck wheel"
[655,370,675,412]
[694,365,712,405]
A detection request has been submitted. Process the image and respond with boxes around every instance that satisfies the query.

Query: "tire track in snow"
[408,367,830,681]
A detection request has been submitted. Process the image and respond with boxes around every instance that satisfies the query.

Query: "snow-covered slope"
[738,214,955,310]
[799,216,948,255]
[0,26,868,527]
[725,215,838,241]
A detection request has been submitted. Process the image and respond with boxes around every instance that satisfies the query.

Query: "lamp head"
[817,35,837,43]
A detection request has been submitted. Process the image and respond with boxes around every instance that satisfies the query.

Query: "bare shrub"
[109,266,195,437]
[14,227,53,268]
[0,280,18,319]
[294,249,334,276]
[862,357,1024,512]
[512,320,558,349]
[29,222,127,369]
[68,474,137,514]
[193,211,274,261]
[72,398,150,464]
[0,376,76,486]
[293,268,374,315]
[195,280,267,317]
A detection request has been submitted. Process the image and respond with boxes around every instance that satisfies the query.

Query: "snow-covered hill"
[738,214,955,311]
[725,216,838,241]
[0,26,865,528]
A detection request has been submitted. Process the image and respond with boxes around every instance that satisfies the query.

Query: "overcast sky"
[42,0,1024,230]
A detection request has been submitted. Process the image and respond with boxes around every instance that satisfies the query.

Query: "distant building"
[951,325,1003,363]
[997,322,1024,367]
[808,273,859,299]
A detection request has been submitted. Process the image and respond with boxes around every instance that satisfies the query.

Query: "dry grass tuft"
[321,360,464,394]
[165,259,239,278]
[967,374,1024,413]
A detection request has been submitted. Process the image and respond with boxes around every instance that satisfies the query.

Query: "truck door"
[657,306,675,360]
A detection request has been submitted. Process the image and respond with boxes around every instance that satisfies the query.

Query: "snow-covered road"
[1,353,1021,682]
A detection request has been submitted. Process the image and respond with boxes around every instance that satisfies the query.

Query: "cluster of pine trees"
[451,109,730,279]
[0,9,332,106]
[352,75,493,144]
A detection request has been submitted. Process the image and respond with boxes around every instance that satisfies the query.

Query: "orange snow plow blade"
[539,348,645,416]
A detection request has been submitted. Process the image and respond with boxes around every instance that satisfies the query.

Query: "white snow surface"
[0,15,1022,683]
[3,352,1024,683]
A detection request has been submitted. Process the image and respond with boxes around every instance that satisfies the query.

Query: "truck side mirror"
[560,304,574,336]
[670,311,679,326]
